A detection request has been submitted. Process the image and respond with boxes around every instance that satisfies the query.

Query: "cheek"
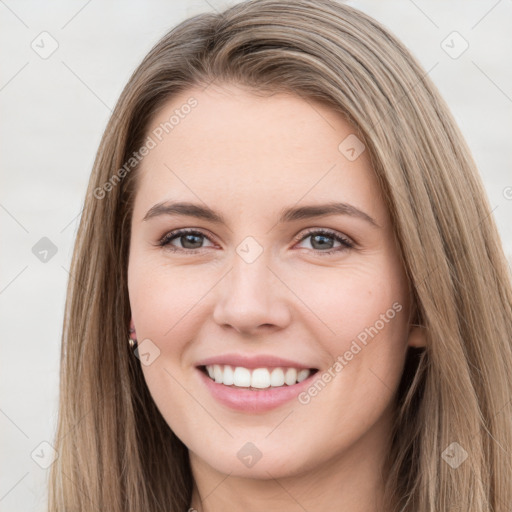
[128,255,212,342]
[289,259,407,347]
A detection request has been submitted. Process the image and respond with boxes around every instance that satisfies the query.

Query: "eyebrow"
[142,201,379,227]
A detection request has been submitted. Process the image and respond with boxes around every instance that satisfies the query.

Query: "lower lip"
[197,368,317,413]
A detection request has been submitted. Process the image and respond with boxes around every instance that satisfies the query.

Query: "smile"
[196,362,320,412]
[201,364,318,389]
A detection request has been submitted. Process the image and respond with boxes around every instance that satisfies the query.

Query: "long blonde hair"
[48,1,512,510]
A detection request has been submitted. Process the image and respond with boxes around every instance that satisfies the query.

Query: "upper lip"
[196,353,316,370]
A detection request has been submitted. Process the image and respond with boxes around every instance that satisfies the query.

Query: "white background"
[1,0,511,510]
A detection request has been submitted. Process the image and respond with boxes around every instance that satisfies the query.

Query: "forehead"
[133,84,387,224]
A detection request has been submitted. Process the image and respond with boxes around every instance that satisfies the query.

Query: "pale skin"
[127,83,426,512]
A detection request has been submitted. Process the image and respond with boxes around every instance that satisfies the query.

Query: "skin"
[127,82,426,512]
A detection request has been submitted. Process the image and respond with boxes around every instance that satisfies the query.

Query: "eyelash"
[157,228,355,256]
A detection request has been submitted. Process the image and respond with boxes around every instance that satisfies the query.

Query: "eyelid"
[292,227,355,246]
[157,226,356,254]
[157,227,217,248]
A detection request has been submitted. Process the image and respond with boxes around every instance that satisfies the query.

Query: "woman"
[48,0,512,510]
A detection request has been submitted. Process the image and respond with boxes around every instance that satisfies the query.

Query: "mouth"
[198,364,319,390]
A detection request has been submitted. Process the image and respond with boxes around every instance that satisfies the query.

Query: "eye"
[294,228,354,255]
[157,227,355,255]
[158,228,215,252]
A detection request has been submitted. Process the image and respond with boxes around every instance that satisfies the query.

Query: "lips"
[195,353,319,412]
[196,353,315,370]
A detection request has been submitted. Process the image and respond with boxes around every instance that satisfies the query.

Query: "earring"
[128,326,138,350]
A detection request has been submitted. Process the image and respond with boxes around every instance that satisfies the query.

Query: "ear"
[129,317,136,334]
[407,325,427,348]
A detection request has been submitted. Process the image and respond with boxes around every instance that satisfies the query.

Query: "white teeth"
[251,368,270,389]
[233,367,251,387]
[213,364,223,383]
[270,368,285,387]
[297,369,310,382]
[204,365,313,388]
[223,365,234,385]
[284,368,297,385]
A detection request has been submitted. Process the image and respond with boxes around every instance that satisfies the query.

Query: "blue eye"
[294,229,354,255]
[157,228,354,255]
[158,229,214,251]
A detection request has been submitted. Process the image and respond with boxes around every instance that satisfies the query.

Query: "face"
[127,83,423,481]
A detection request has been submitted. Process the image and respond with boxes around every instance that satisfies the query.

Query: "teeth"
[204,365,313,389]
[233,367,251,387]
[284,368,297,385]
[223,364,234,385]
[297,369,310,382]
[270,368,285,387]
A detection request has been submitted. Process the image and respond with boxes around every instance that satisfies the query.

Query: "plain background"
[1,0,511,510]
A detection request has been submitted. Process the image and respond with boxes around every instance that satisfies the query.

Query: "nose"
[212,252,292,336]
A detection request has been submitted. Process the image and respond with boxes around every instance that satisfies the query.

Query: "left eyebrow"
[142,200,379,228]
[279,202,379,228]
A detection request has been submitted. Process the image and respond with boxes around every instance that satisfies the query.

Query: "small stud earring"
[128,326,138,350]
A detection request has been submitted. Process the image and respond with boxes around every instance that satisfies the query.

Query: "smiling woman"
[48,1,512,511]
